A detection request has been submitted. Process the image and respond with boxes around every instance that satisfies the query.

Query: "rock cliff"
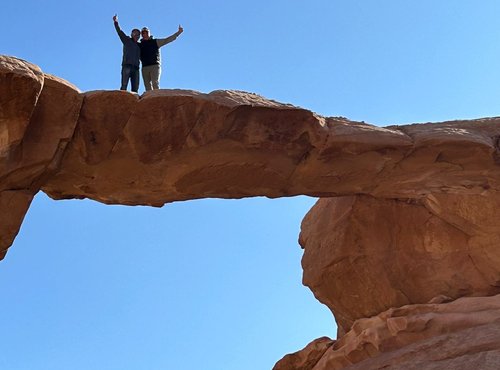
[2,55,500,368]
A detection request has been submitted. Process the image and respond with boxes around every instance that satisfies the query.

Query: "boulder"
[300,193,500,333]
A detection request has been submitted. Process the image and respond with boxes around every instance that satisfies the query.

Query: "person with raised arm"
[113,14,141,92]
[139,25,184,91]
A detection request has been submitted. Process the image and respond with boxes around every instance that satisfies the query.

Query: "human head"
[131,29,140,42]
[141,27,151,40]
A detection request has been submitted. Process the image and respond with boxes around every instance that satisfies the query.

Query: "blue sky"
[3,1,500,369]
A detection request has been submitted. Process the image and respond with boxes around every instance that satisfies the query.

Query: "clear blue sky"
[2,1,500,369]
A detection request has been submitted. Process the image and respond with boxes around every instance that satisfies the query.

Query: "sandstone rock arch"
[3,55,500,369]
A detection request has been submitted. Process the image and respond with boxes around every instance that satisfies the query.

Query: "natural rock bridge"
[3,55,500,369]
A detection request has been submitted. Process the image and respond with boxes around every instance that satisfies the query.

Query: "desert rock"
[273,337,334,370]
[3,55,500,370]
[300,193,500,333]
[276,295,500,370]
[0,56,81,256]
[42,101,500,205]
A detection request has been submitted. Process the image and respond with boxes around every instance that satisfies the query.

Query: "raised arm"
[113,14,128,44]
[156,25,184,48]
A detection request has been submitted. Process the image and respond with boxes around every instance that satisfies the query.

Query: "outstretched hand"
[113,14,118,23]
[178,24,184,34]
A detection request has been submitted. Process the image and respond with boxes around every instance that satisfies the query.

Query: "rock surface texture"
[274,295,500,370]
[2,55,500,369]
[300,193,500,333]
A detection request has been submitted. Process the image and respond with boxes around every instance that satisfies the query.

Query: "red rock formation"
[275,295,500,370]
[3,55,500,212]
[42,89,327,205]
[41,103,500,205]
[1,56,42,256]
[3,55,500,369]
[273,337,335,370]
[0,190,33,260]
[0,56,82,256]
[300,193,500,333]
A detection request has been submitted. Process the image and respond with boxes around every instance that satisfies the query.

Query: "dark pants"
[121,64,140,92]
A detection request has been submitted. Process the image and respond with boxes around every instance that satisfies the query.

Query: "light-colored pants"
[142,65,161,91]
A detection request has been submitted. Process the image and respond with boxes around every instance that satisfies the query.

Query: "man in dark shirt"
[113,15,141,92]
[139,25,184,91]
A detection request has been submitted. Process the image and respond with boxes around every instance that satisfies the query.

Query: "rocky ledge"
[2,55,500,369]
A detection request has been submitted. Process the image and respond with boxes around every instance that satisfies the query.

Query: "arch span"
[4,55,500,369]
[2,55,500,259]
